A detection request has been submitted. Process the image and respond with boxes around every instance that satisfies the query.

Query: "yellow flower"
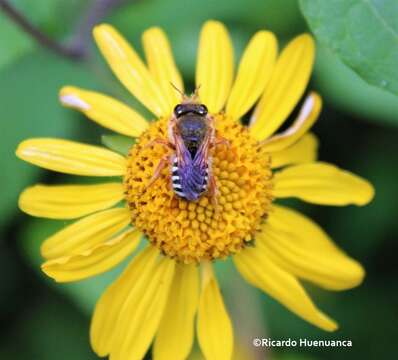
[16,21,374,360]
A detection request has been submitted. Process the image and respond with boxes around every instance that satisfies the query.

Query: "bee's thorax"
[177,114,209,158]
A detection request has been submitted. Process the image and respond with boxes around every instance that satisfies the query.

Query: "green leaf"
[0,50,98,229]
[101,134,135,155]
[300,0,398,96]
[314,46,398,126]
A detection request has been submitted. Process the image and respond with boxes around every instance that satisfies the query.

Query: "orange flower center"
[124,115,273,263]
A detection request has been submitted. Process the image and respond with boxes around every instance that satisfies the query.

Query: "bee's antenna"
[170,82,187,101]
[192,85,201,101]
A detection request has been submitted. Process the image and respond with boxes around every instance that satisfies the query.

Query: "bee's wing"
[193,127,212,168]
[172,125,191,167]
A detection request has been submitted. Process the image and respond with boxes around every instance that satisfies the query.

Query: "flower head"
[17,20,374,360]
[124,115,273,263]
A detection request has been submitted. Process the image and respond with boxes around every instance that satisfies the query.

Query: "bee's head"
[173,103,208,118]
[175,109,209,148]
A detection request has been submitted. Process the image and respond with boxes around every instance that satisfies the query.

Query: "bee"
[144,89,229,203]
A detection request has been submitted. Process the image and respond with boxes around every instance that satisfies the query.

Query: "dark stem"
[0,0,124,61]
[69,0,125,59]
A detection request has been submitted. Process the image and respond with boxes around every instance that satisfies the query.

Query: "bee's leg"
[212,136,230,149]
[208,173,219,211]
[143,138,175,150]
[206,114,229,147]
[167,114,179,145]
[144,154,170,190]
[168,177,174,192]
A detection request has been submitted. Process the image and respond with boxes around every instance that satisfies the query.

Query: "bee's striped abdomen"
[171,157,208,201]
[171,158,185,198]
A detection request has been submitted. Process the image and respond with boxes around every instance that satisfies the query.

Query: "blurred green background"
[1,0,397,359]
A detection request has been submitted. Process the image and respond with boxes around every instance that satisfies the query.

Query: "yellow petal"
[19,182,124,219]
[250,34,315,140]
[42,228,141,282]
[260,92,321,152]
[197,262,233,360]
[154,264,199,360]
[226,31,277,119]
[196,21,234,113]
[262,205,365,290]
[270,133,318,169]
[142,27,184,111]
[91,246,156,356]
[16,138,126,176]
[234,248,338,332]
[93,24,171,117]
[41,207,130,260]
[111,251,175,360]
[60,86,148,137]
[273,162,375,206]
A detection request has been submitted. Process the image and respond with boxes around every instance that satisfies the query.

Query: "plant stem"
[0,0,124,61]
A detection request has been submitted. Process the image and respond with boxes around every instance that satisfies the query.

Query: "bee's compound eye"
[198,104,208,115]
[174,104,184,116]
